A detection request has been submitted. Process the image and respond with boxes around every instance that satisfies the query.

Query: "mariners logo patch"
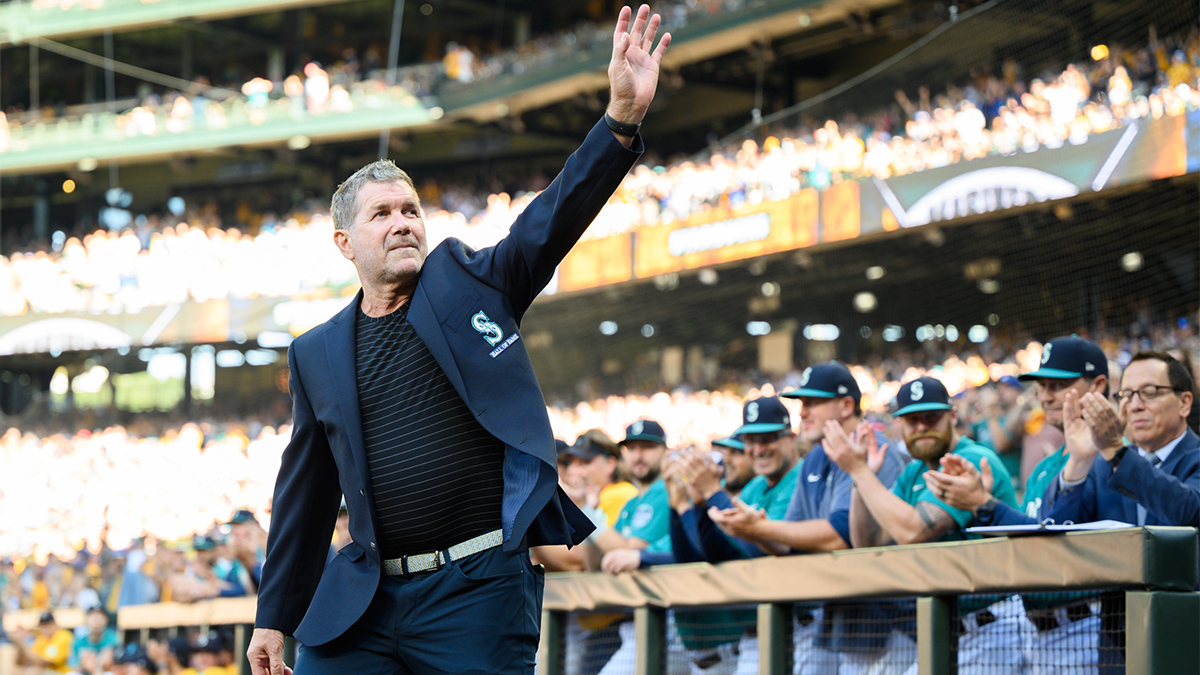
[747,402,760,422]
[472,311,504,346]
[910,381,925,401]
[631,503,655,529]
[800,367,812,386]
[631,421,644,435]
[1041,343,1053,364]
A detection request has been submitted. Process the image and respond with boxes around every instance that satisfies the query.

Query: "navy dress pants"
[296,547,545,675]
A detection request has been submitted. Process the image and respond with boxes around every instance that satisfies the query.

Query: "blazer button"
[370,542,376,551]
[360,489,365,496]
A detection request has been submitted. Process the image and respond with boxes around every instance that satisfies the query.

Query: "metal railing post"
[537,610,567,675]
[634,606,667,675]
[917,595,954,675]
[1125,590,1200,675]
[757,602,793,675]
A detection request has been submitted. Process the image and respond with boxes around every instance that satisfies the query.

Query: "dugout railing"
[100,527,1198,675]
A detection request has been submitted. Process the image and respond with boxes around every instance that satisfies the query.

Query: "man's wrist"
[973,496,999,520]
[606,102,644,126]
[1100,442,1125,463]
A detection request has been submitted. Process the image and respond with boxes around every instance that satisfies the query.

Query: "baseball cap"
[782,362,861,401]
[619,420,667,446]
[711,436,745,451]
[38,611,55,624]
[192,535,216,551]
[167,637,192,665]
[893,377,953,417]
[997,375,1023,389]
[193,631,225,654]
[1019,336,1108,381]
[229,509,257,525]
[733,397,793,436]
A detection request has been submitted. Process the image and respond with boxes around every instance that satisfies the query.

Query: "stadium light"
[216,350,246,368]
[641,324,655,338]
[988,313,1000,326]
[865,266,886,280]
[599,321,618,336]
[50,367,69,395]
[699,269,719,286]
[969,325,989,343]
[945,325,959,342]
[760,281,780,297]
[1091,45,1109,61]
[978,279,1001,294]
[62,179,76,194]
[802,324,839,341]
[882,325,905,342]
[1121,252,1143,272]
[853,291,877,313]
[746,321,772,336]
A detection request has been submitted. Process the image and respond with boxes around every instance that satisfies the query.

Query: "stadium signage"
[880,167,1080,228]
[666,212,772,256]
[0,318,132,356]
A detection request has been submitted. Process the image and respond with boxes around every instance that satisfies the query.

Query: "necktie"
[1136,454,1163,526]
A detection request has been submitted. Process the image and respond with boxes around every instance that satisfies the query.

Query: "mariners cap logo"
[747,402,760,422]
[800,367,812,386]
[1041,343,1053,364]
[910,381,925,401]
[631,420,644,435]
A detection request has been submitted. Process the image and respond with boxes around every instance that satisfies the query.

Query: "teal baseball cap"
[1019,336,1108,381]
[782,362,861,401]
[733,397,793,436]
[711,435,745,451]
[893,376,953,417]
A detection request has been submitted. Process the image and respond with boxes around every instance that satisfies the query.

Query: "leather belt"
[1026,601,1094,633]
[382,529,504,576]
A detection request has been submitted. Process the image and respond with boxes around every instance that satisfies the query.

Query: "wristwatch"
[974,497,999,524]
[1107,446,1127,472]
[604,112,640,137]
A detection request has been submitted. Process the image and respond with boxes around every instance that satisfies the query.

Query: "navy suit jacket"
[255,119,641,646]
[1043,428,1200,528]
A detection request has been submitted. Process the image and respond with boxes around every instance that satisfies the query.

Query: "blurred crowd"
[2,312,1196,608]
[2,28,1197,317]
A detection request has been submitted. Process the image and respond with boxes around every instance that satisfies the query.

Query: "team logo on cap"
[911,381,925,401]
[800,368,812,386]
[631,421,644,435]
[1085,362,1095,372]
[1042,343,1053,364]
[472,311,504,347]
[747,402,760,422]
[838,385,848,395]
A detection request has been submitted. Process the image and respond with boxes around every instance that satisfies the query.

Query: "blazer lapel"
[323,293,372,509]
[406,282,469,403]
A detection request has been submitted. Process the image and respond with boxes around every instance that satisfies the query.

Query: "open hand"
[247,628,293,675]
[601,548,642,575]
[925,454,993,512]
[608,5,672,125]
[708,498,765,539]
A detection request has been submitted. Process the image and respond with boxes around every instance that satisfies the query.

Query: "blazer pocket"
[446,288,483,334]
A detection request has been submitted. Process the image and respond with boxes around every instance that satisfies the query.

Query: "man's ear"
[333,228,354,261]
[1091,374,1108,396]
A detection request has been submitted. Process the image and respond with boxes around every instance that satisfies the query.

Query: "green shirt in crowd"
[615,479,671,552]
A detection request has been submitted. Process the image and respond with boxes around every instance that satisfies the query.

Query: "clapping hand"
[708,497,766,539]
[924,454,993,512]
[824,420,888,476]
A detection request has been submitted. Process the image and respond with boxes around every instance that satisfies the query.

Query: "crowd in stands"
[1,28,1197,317]
[1,312,1196,610]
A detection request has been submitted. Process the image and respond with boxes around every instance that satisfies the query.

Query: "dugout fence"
[60,527,1196,675]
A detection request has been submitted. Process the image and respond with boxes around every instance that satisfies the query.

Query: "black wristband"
[604,112,640,138]
[974,497,999,524]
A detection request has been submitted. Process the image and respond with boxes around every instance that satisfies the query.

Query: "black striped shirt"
[355,302,504,557]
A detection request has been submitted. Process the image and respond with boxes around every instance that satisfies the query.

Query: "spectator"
[564,429,638,526]
[11,611,74,674]
[68,608,118,673]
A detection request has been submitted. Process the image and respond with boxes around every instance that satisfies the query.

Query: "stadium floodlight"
[746,321,772,336]
[882,325,905,342]
[760,281,780,297]
[988,314,1000,326]
[865,266,886,280]
[945,325,959,342]
[968,326,989,343]
[245,350,281,366]
[978,279,1001,294]
[216,350,246,368]
[853,292,877,313]
[802,324,839,341]
[1121,252,1143,272]
[599,321,618,336]
[698,269,719,286]
[257,331,294,349]
[641,325,655,338]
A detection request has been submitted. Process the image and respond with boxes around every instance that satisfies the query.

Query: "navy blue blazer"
[1043,428,1200,528]
[254,118,641,646]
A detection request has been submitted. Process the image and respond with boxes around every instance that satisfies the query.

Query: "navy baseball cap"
[711,436,745,451]
[893,377,953,417]
[997,375,1023,389]
[1019,336,1108,381]
[782,362,861,401]
[619,420,667,446]
[733,397,793,436]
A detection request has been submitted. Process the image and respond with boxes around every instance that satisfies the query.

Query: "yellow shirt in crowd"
[31,629,73,673]
[599,481,639,527]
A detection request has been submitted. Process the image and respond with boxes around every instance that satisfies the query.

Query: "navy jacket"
[255,119,641,646]
[1044,428,1200,528]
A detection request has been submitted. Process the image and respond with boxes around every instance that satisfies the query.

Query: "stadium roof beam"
[0,0,361,46]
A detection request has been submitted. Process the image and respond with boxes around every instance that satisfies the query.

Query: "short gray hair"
[330,159,417,230]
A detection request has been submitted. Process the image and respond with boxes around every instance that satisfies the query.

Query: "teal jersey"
[1021,447,1068,518]
[615,480,671,553]
[891,437,1018,540]
[738,462,801,519]
[70,629,119,668]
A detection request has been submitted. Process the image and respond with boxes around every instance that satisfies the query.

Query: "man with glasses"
[830,376,1021,675]
[925,335,1114,674]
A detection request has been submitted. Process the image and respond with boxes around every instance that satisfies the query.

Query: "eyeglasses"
[1114,385,1184,403]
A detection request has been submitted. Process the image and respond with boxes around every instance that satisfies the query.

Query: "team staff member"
[247,8,671,675]
[830,377,1020,675]
[925,336,1114,674]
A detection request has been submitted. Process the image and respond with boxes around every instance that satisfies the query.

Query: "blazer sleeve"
[254,346,343,634]
[696,491,763,561]
[1109,447,1200,527]
[1040,456,1102,526]
[480,118,642,318]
